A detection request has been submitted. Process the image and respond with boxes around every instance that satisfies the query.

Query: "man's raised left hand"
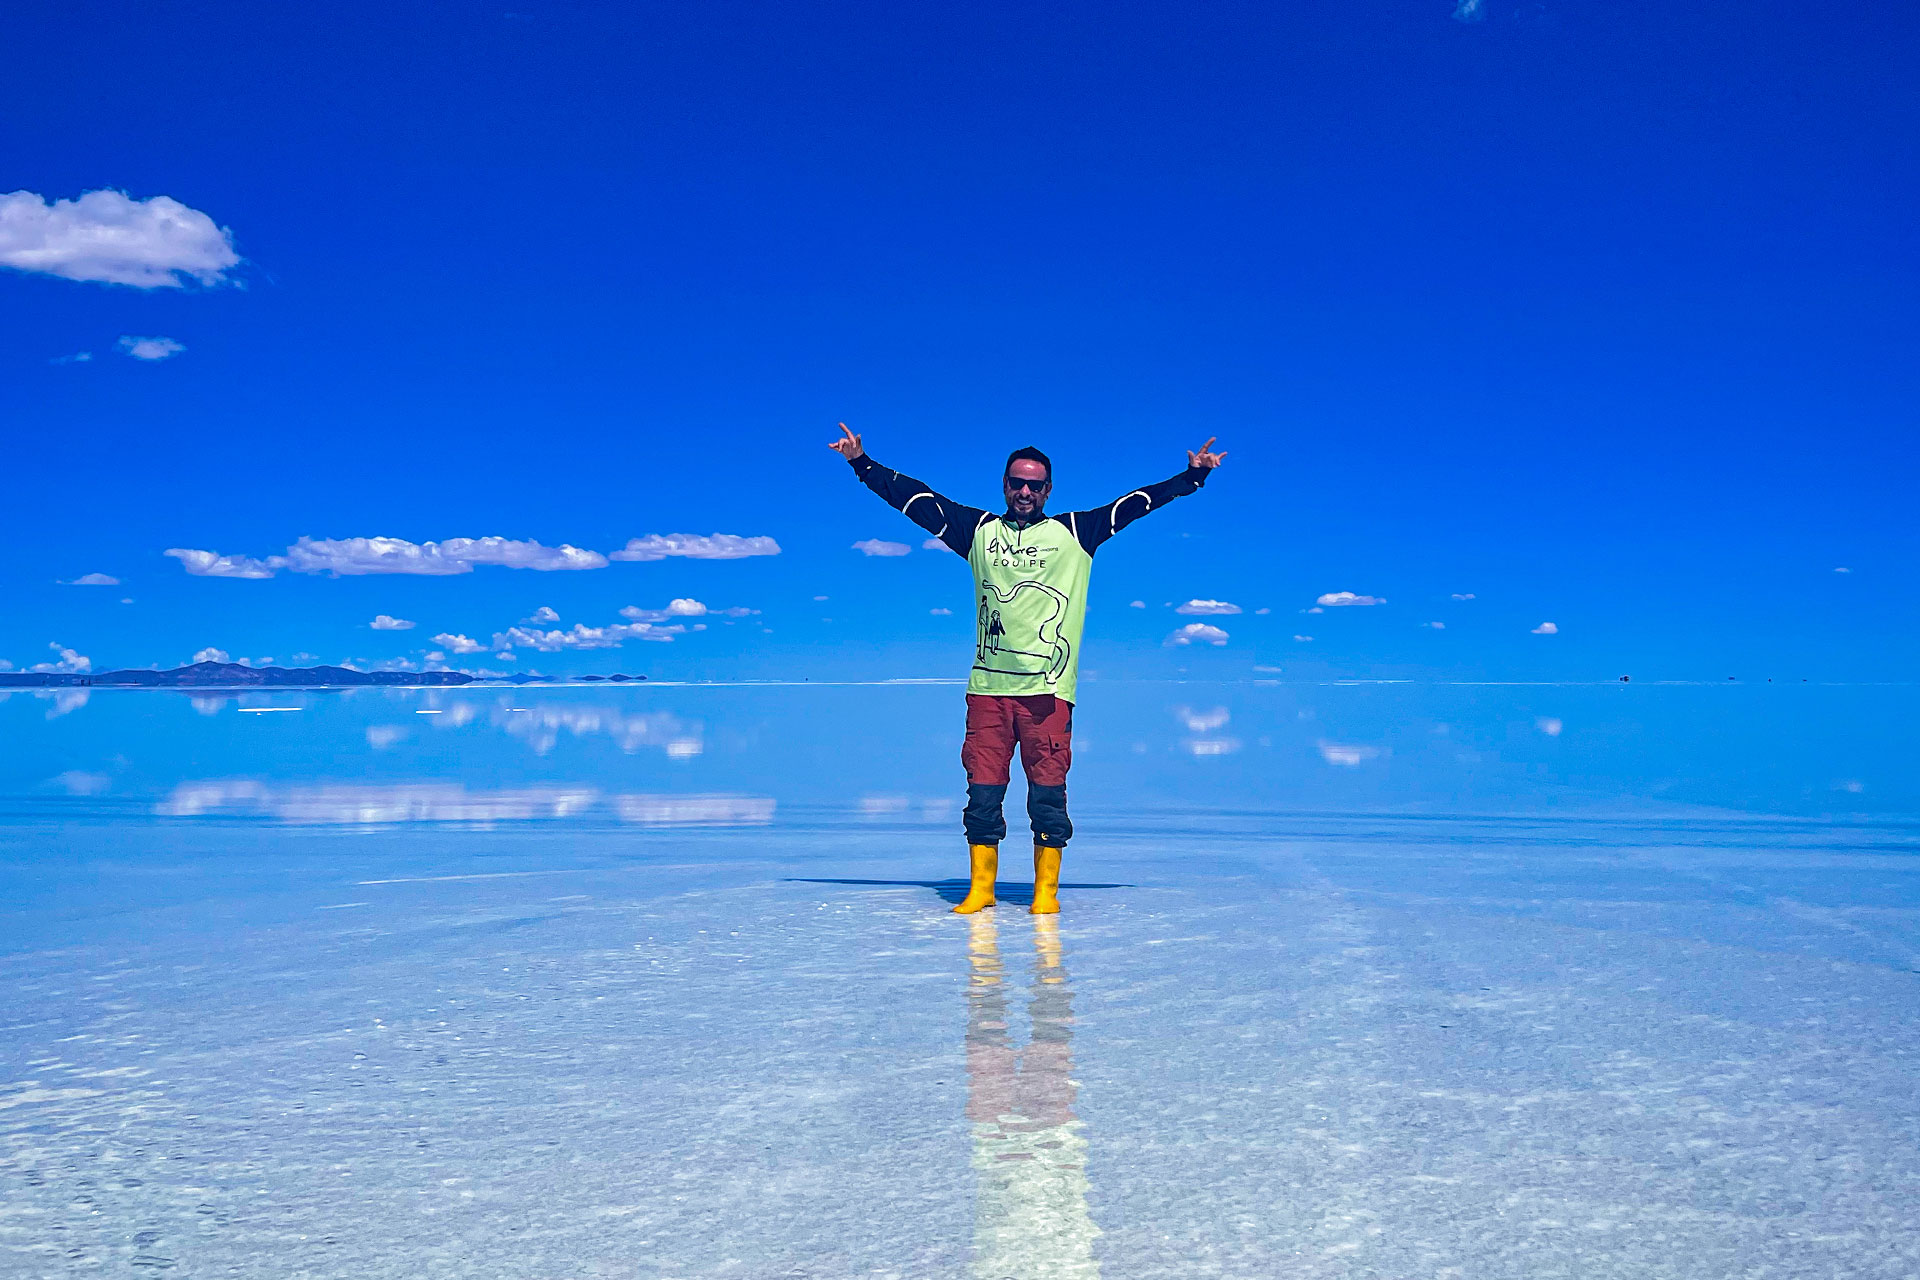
[1188,437,1228,469]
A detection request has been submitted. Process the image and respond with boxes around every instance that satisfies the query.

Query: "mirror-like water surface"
[3,684,1916,1277]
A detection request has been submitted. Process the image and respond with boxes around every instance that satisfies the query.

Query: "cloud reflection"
[858,795,957,823]
[494,703,703,757]
[156,782,599,824]
[1174,705,1241,756]
[41,689,91,719]
[154,782,776,827]
[612,794,775,825]
[1317,740,1382,767]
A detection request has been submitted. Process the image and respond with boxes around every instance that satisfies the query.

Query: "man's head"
[1003,446,1053,519]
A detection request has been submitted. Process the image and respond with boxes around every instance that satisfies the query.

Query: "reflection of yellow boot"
[1031,844,1062,914]
[953,843,998,914]
[1033,913,1063,979]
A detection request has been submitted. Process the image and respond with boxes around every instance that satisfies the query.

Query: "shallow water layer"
[2,684,1917,1277]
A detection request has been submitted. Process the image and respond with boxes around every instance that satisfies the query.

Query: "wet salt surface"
[2,685,1918,1276]
[2,817,1917,1278]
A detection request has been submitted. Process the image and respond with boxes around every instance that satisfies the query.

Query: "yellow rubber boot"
[952,843,998,914]
[1030,844,1062,914]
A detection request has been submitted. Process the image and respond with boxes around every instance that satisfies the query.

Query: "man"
[830,423,1226,915]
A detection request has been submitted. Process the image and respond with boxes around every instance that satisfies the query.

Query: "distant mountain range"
[0,661,645,689]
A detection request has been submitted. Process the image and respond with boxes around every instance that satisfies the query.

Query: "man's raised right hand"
[829,422,865,461]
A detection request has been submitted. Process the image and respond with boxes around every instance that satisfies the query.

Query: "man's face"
[1004,458,1052,518]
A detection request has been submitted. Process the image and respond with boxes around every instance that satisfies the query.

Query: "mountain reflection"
[964,914,1100,1277]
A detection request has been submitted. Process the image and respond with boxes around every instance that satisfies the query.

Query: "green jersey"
[967,514,1093,702]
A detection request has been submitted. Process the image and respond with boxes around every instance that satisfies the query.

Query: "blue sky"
[3,0,1914,683]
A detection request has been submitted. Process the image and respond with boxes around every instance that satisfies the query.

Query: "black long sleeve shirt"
[847,454,1211,557]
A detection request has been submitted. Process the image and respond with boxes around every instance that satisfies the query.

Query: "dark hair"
[1004,446,1052,483]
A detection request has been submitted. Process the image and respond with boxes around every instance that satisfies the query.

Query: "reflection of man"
[833,424,1225,913]
[965,915,1099,1276]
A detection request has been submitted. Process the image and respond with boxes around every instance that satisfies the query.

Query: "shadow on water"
[786,876,1133,907]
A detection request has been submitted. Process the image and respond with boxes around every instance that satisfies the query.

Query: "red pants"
[962,694,1073,786]
[962,694,1075,846]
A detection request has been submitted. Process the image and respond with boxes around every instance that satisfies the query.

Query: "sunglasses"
[1004,474,1051,492]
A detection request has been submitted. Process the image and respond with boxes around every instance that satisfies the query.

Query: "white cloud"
[852,539,911,557]
[1422,621,1445,629]
[1253,664,1283,673]
[1128,600,1145,609]
[432,633,488,655]
[1254,607,1271,616]
[930,607,952,616]
[0,190,240,288]
[1294,634,1313,642]
[0,658,11,670]
[29,643,92,674]
[525,606,560,624]
[813,595,829,602]
[54,770,110,796]
[607,533,781,561]
[1451,593,1476,601]
[370,614,415,631]
[1165,623,1229,647]
[51,351,92,364]
[63,573,120,586]
[1317,591,1385,607]
[619,599,738,624]
[168,536,610,577]
[1452,0,1486,22]
[118,335,184,361]
[922,538,952,553]
[1536,717,1564,737]
[1176,599,1242,616]
[493,622,683,652]
[284,536,607,575]
[1834,567,1851,574]
[1318,741,1381,767]
[1531,621,1559,635]
[191,647,229,664]
[166,547,284,578]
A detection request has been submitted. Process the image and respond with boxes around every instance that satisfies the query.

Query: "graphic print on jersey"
[974,580,1073,685]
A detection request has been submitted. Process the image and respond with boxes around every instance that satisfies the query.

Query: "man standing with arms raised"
[831,423,1226,914]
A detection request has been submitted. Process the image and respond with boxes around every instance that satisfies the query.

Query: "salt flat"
[2,684,1916,1277]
